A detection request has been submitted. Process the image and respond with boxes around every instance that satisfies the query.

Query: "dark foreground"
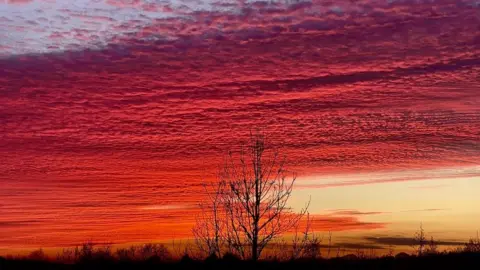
[1,253,480,270]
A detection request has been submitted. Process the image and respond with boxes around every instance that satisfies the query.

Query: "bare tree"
[327,231,333,258]
[425,236,438,255]
[412,223,427,256]
[194,131,309,261]
[464,231,480,253]
[387,245,395,257]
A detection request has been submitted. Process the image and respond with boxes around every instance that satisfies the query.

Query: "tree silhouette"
[464,232,480,253]
[194,131,309,261]
[412,223,427,256]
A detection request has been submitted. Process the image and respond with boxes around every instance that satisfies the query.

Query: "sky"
[0,0,479,256]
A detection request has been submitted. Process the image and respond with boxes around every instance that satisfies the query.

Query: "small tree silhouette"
[192,180,227,258]
[412,223,427,256]
[290,214,321,259]
[326,231,333,258]
[78,242,95,261]
[425,236,438,255]
[464,232,480,253]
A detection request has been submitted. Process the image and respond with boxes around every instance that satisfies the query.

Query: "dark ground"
[1,253,480,270]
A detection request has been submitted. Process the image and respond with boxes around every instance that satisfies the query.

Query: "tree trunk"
[252,138,261,261]
[252,238,258,261]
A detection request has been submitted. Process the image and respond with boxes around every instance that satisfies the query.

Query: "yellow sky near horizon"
[291,166,480,240]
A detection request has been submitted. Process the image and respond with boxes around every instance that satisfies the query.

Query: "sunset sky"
[0,0,479,256]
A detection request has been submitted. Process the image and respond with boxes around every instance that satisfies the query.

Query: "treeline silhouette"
[1,240,480,270]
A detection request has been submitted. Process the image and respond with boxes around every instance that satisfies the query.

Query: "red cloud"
[298,215,387,232]
[327,210,389,216]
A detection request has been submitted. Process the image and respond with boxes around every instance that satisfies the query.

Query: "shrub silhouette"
[222,252,241,262]
[204,252,219,263]
[395,252,411,259]
[179,253,194,264]
[27,249,47,261]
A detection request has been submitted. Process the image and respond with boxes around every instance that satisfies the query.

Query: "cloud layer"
[0,0,479,251]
